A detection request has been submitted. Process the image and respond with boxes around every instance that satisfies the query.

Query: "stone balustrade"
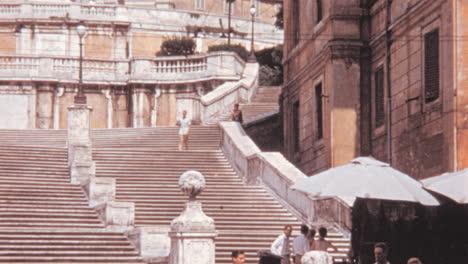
[130,52,244,84]
[200,62,257,124]
[0,52,244,85]
[219,121,353,232]
[0,2,126,21]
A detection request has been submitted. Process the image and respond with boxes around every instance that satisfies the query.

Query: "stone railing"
[0,52,244,85]
[0,2,127,21]
[219,121,353,231]
[130,52,244,84]
[200,62,258,124]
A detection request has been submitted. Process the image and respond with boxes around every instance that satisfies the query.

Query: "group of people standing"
[231,227,425,264]
[271,225,337,264]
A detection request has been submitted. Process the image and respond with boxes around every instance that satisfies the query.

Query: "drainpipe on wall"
[385,0,393,164]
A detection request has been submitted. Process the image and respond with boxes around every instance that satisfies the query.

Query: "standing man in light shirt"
[293,225,310,264]
[176,110,191,150]
[271,225,293,264]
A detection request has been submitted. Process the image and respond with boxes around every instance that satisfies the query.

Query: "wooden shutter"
[315,83,323,139]
[293,101,300,152]
[424,29,439,103]
[375,67,384,127]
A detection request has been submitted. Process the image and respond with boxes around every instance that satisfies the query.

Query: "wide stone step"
[0,175,69,183]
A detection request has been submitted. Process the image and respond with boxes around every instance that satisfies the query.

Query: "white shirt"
[292,234,310,256]
[271,234,290,256]
[178,117,191,135]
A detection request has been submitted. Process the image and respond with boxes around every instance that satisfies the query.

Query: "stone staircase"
[241,86,281,124]
[0,142,145,263]
[205,86,282,125]
[0,126,350,264]
[91,126,350,263]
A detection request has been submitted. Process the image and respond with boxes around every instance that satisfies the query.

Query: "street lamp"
[248,4,257,63]
[227,0,234,45]
[75,24,87,104]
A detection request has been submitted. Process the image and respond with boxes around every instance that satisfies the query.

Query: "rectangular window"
[317,0,323,23]
[424,29,439,103]
[293,101,300,152]
[195,0,205,9]
[292,0,300,47]
[315,83,323,139]
[374,67,385,127]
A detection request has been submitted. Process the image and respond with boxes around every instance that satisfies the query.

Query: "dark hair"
[374,242,388,253]
[318,227,327,237]
[309,229,316,237]
[231,250,244,258]
[284,224,293,230]
[300,225,309,235]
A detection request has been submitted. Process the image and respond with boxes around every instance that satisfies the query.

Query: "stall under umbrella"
[292,157,439,206]
[292,157,440,264]
[421,168,468,204]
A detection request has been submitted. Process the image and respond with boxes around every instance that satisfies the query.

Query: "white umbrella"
[421,168,468,204]
[292,157,439,206]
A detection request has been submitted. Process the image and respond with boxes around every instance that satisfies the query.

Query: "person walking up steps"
[177,110,191,150]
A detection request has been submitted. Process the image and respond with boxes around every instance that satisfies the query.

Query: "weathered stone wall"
[282,0,363,175]
[282,0,462,179]
[368,0,454,179]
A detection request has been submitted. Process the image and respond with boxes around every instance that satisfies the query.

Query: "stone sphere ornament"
[178,170,206,201]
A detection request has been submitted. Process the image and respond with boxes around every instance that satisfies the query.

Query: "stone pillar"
[53,87,65,129]
[82,177,116,207]
[102,89,113,128]
[151,87,162,127]
[169,171,217,264]
[36,84,54,129]
[132,87,150,128]
[95,201,135,231]
[68,104,94,184]
[127,226,171,263]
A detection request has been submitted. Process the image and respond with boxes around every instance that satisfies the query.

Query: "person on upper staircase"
[176,110,191,150]
[231,103,243,124]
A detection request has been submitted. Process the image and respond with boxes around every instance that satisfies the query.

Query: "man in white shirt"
[374,242,391,264]
[271,225,293,264]
[292,225,310,264]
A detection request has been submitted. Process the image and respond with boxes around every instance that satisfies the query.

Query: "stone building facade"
[281,0,468,179]
[0,0,281,129]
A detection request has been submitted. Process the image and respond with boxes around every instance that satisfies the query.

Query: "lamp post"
[74,24,87,104]
[248,4,257,63]
[227,0,233,45]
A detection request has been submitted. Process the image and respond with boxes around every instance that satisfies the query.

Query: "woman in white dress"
[177,110,191,150]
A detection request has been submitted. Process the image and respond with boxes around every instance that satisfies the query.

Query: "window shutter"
[424,29,439,103]
[315,83,323,139]
[293,101,300,152]
[375,68,384,127]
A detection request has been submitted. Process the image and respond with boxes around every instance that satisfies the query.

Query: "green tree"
[157,37,196,56]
